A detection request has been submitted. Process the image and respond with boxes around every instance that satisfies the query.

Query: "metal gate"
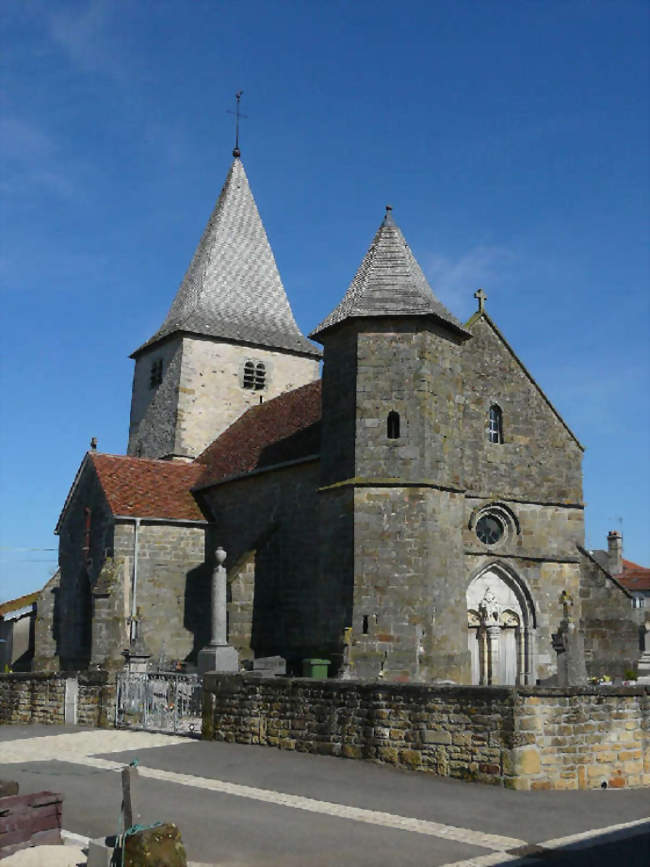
[115,672,203,735]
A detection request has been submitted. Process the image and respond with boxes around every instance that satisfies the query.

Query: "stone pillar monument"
[198,547,239,675]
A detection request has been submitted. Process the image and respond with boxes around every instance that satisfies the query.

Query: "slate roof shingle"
[133,157,320,358]
[195,379,321,489]
[89,453,206,522]
[311,209,467,339]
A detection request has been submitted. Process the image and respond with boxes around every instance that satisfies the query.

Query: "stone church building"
[33,151,642,685]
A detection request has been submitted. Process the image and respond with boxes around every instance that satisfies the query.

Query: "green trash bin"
[302,658,330,679]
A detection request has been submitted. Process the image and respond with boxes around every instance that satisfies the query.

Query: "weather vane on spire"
[227,90,247,158]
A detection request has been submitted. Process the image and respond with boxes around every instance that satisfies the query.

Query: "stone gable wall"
[56,462,115,670]
[0,672,115,727]
[460,318,583,505]
[203,676,650,790]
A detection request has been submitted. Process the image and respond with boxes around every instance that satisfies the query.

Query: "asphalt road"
[1,725,648,866]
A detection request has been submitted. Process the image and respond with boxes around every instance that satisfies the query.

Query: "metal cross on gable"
[227,90,247,157]
[474,287,487,313]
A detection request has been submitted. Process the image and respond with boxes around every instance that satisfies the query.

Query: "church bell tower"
[128,153,321,461]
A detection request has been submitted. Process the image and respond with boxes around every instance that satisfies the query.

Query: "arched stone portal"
[467,566,535,685]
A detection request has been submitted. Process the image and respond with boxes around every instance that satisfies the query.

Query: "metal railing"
[115,671,202,735]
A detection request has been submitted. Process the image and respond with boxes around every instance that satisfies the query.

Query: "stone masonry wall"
[579,550,642,679]
[319,320,470,684]
[514,688,649,790]
[352,486,469,683]
[32,571,61,672]
[203,676,649,790]
[113,520,210,666]
[204,462,330,669]
[129,335,319,460]
[0,672,115,727]
[128,338,184,459]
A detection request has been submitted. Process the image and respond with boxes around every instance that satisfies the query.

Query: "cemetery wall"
[203,676,649,790]
[0,671,115,727]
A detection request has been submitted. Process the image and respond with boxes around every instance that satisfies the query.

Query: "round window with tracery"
[476,514,505,545]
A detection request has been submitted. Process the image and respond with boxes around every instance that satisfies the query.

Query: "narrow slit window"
[254,362,266,390]
[488,405,503,444]
[387,411,400,439]
[243,361,255,389]
[149,359,163,389]
[362,615,369,635]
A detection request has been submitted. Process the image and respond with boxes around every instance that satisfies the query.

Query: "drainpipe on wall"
[130,518,141,642]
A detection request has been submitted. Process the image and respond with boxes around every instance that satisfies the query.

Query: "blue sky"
[1,0,648,602]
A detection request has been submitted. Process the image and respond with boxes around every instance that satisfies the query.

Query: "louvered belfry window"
[243,360,267,390]
[243,361,256,389]
[488,405,503,443]
[255,362,266,390]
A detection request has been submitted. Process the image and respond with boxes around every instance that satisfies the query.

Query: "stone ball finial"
[215,546,227,565]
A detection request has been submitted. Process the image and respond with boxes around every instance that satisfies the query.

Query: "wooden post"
[121,766,137,831]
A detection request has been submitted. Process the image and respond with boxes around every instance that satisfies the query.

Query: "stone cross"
[559,590,574,623]
[228,90,247,158]
[474,288,487,313]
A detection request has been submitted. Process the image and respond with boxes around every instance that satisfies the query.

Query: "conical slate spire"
[133,158,319,357]
[310,207,467,340]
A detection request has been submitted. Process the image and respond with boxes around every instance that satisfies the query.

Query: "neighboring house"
[619,560,650,608]
[591,530,650,608]
[0,592,38,671]
[35,148,644,684]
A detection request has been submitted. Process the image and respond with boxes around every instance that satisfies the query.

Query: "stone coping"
[204,674,650,697]
[0,671,110,684]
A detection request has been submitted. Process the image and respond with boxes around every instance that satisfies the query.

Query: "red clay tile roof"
[196,380,321,489]
[619,558,650,592]
[0,591,39,616]
[90,453,206,521]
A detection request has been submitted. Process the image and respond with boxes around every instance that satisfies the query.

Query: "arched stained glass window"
[488,405,503,444]
[387,411,400,439]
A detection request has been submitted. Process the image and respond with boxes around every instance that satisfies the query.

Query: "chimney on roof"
[607,530,623,575]
[90,437,97,451]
